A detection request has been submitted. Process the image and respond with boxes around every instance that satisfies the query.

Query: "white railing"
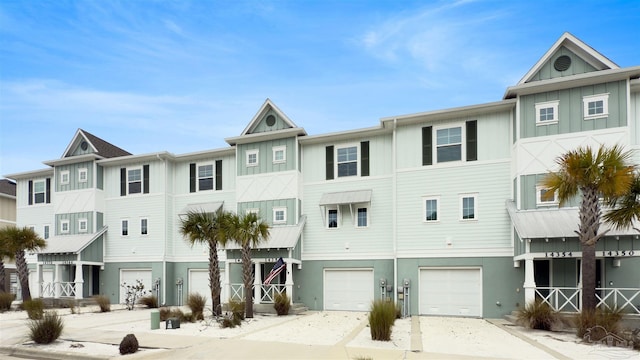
[535,287,640,314]
[39,282,77,298]
[229,283,285,303]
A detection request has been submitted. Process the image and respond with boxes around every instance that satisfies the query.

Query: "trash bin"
[166,317,180,329]
[150,309,160,330]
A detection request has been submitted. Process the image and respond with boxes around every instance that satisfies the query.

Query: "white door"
[324,269,374,311]
[419,268,482,317]
[119,269,152,304]
[188,269,227,306]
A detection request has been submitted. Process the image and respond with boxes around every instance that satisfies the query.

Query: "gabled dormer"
[518,32,618,84]
[62,129,131,159]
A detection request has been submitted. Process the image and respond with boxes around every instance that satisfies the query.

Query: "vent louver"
[554,55,572,71]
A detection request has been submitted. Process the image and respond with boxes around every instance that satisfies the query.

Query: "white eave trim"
[226,127,306,146]
[174,147,236,161]
[96,151,173,166]
[380,99,516,126]
[4,168,54,180]
[241,98,301,136]
[299,125,391,145]
[43,153,104,167]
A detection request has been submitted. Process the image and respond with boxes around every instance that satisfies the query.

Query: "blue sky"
[1,0,639,176]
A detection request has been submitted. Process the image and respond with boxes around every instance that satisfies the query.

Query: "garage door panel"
[120,269,152,304]
[419,268,481,317]
[324,269,373,311]
[188,269,226,306]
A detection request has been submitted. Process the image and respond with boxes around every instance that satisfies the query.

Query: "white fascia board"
[226,127,306,145]
[43,153,103,167]
[96,151,174,166]
[4,168,54,180]
[174,147,236,161]
[298,126,391,145]
[241,98,301,135]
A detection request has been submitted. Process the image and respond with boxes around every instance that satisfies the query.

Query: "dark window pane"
[338,162,357,177]
[437,145,461,162]
[199,178,213,190]
[129,182,141,194]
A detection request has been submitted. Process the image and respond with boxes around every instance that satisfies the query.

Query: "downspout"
[392,118,398,304]
[157,153,167,305]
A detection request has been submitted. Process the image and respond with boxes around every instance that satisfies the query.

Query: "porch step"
[252,302,308,315]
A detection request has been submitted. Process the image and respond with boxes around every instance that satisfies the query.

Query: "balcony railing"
[535,287,640,314]
[40,282,77,298]
[229,283,286,303]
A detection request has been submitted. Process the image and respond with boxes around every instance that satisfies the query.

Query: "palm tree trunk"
[0,258,6,293]
[15,250,31,301]
[579,187,600,312]
[209,242,222,316]
[242,244,254,318]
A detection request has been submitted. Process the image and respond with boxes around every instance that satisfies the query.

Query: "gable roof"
[240,98,300,136]
[518,32,619,85]
[62,129,131,159]
[0,179,16,197]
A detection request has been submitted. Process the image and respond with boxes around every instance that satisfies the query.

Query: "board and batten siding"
[237,137,297,176]
[520,80,627,139]
[55,161,94,192]
[395,161,512,253]
[55,211,93,235]
[238,198,297,226]
[530,46,598,81]
[395,110,512,170]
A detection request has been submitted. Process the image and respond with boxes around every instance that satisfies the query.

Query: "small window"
[357,207,368,227]
[423,197,440,222]
[273,146,286,164]
[78,168,88,183]
[327,209,338,228]
[460,194,477,221]
[246,149,259,167]
[78,219,88,233]
[535,100,559,125]
[44,225,50,239]
[61,220,70,234]
[34,180,46,204]
[273,207,286,224]
[337,145,358,177]
[583,94,609,119]
[246,208,259,215]
[140,218,148,235]
[198,164,214,191]
[128,168,142,194]
[536,186,558,206]
[121,220,129,236]
[60,171,70,185]
[436,126,462,163]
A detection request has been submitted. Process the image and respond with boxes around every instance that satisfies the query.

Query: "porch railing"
[535,287,640,314]
[229,283,286,303]
[40,282,77,298]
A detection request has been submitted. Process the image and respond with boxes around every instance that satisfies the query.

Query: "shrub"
[28,311,64,344]
[93,295,111,312]
[65,299,77,314]
[369,299,396,341]
[575,307,623,338]
[23,298,44,320]
[121,279,149,310]
[516,300,559,331]
[0,292,15,311]
[119,333,139,355]
[159,307,171,321]
[273,292,290,316]
[139,295,158,309]
[187,293,206,320]
[159,307,195,323]
[228,299,245,321]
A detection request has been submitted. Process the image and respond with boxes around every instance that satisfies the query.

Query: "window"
[536,186,558,206]
[121,220,129,236]
[423,197,440,222]
[273,207,286,224]
[34,180,46,204]
[44,225,49,239]
[583,94,609,119]
[460,194,477,220]
[198,164,214,191]
[61,220,70,234]
[272,146,286,164]
[78,219,88,233]
[327,209,338,228]
[357,207,368,227]
[128,168,142,194]
[246,208,259,216]
[141,218,148,235]
[436,126,462,163]
[246,149,259,166]
[337,145,358,177]
[60,170,70,185]
[535,100,559,125]
[78,168,88,183]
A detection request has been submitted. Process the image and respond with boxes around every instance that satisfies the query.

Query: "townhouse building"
[6,33,640,318]
[0,179,17,294]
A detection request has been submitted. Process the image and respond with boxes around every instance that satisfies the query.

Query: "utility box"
[150,310,160,330]
[166,318,181,329]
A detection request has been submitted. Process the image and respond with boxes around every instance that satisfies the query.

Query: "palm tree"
[604,172,640,231]
[0,237,14,293]
[179,208,231,316]
[228,212,269,318]
[0,226,46,301]
[542,145,633,313]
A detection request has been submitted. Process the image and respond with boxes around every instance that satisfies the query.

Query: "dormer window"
[535,100,559,125]
[583,94,609,120]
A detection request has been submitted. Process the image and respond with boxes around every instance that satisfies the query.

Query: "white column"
[74,260,84,300]
[253,262,261,304]
[54,264,61,298]
[523,258,536,306]
[35,263,42,298]
[224,261,231,303]
[285,261,294,304]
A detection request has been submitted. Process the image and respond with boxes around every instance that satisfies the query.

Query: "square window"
[141,218,148,235]
[327,209,338,228]
[273,146,286,164]
[436,127,462,163]
[337,146,358,177]
[198,164,214,191]
[536,186,558,206]
[34,180,46,204]
[128,169,142,194]
[122,220,129,236]
[583,94,609,119]
[423,197,439,222]
[78,168,88,183]
[78,219,88,233]
[246,149,259,166]
[61,220,70,234]
[60,171,69,185]
[357,207,368,227]
[273,207,286,224]
[460,195,477,220]
[535,100,559,125]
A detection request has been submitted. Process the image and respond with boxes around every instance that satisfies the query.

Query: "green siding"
[251,111,292,133]
[38,253,76,263]
[97,165,104,189]
[101,262,164,304]
[55,211,94,235]
[520,174,579,210]
[237,137,297,176]
[237,198,297,226]
[530,46,598,81]
[56,161,94,192]
[80,236,103,262]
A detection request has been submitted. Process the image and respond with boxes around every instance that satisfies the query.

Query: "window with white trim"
[583,94,609,119]
[356,207,368,227]
[140,218,148,235]
[78,168,88,183]
[246,208,259,216]
[535,100,559,125]
[337,145,358,177]
[246,149,259,167]
[423,196,440,222]
[34,180,46,204]
[536,186,558,206]
[272,145,286,164]
[61,220,70,234]
[460,194,477,221]
[128,168,142,194]
[121,220,129,236]
[273,207,286,224]
[78,219,88,233]
[436,125,462,163]
[60,170,70,185]
[327,208,338,228]
[198,164,214,191]
[44,225,50,239]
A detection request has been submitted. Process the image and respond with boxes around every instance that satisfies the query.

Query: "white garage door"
[419,268,482,317]
[188,269,227,306]
[324,269,374,311]
[119,269,152,304]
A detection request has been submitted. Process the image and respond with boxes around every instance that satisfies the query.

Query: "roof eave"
[4,168,54,180]
[298,125,391,145]
[96,151,174,166]
[225,127,307,146]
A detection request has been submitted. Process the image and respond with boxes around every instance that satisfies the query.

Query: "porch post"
[74,258,84,300]
[35,263,42,298]
[224,260,230,303]
[285,260,294,304]
[523,258,536,305]
[253,261,261,304]
[54,263,61,299]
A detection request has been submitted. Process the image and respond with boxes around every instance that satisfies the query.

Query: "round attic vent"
[80,141,88,150]
[554,55,572,71]
[266,114,276,126]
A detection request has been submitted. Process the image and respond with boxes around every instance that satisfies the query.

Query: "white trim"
[433,122,465,164]
[246,208,259,215]
[78,218,88,233]
[33,179,46,204]
[196,162,215,191]
[78,168,88,183]
[335,143,359,178]
[536,186,559,206]
[59,170,70,185]
[272,207,287,224]
[121,219,129,237]
[535,100,559,126]
[140,218,148,235]
[583,93,609,120]
[272,145,286,164]
[459,193,478,221]
[422,196,440,223]
[43,224,50,239]
[60,219,70,234]
[326,206,339,229]
[355,205,369,228]
[127,167,143,195]
[418,266,483,317]
[246,149,259,167]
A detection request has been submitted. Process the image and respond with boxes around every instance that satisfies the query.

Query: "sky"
[1,0,639,177]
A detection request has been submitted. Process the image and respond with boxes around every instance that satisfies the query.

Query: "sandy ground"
[1,305,638,359]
